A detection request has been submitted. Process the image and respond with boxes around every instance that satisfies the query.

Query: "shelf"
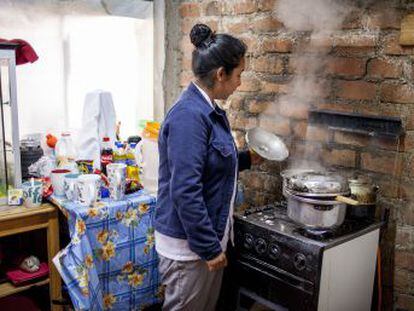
[0,278,49,298]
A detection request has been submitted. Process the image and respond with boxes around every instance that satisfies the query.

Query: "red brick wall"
[167,1,414,309]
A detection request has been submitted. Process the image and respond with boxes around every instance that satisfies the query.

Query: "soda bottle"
[101,137,113,175]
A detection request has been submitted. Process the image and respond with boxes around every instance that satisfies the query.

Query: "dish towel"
[76,90,117,170]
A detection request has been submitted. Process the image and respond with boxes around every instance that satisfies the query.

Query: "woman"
[154,23,260,310]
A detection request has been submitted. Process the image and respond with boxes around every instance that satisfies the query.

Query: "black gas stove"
[233,202,382,311]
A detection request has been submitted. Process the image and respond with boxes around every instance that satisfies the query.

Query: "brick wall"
[165,1,414,309]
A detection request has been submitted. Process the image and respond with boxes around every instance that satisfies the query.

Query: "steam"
[260,0,358,169]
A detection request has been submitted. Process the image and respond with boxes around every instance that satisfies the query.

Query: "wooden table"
[0,203,62,311]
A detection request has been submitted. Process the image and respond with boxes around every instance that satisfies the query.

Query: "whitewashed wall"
[0,1,154,143]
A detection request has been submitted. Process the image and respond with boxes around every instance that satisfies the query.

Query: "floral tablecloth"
[52,191,162,310]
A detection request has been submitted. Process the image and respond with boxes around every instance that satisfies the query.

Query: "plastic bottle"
[113,141,126,164]
[55,132,77,172]
[101,137,113,175]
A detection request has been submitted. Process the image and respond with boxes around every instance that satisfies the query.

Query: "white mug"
[64,173,80,202]
[107,163,127,201]
[77,174,101,207]
[51,169,71,197]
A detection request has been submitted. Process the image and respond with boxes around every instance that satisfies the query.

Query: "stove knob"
[294,253,307,271]
[244,233,254,249]
[269,243,281,259]
[255,238,267,254]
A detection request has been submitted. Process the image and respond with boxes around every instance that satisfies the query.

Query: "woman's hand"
[249,149,264,166]
[206,252,227,271]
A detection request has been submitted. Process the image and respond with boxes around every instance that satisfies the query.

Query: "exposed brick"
[395,293,414,311]
[239,35,259,55]
[232,114,258,130]
[368,9,402,30]
[368,58,403,79]
[396,201,414,226]
[334,131,370,147]
[251,56,284,74]
[326,57,366,78]
[181,19,219,35]
[336,80,377,101]
[179,71,193,87]
[238,73,261,92]
[293,121,307,140]
[227,94,244,110]
[246,99,271,114]
[260,81,289,94]
[316,102,354,113]
[333,33,378,47]
[253,16,283,32]
[322,148,357,168]
[257,0,277,12]
[179,3,200,18]
[229,1,257,15]
[294,124,330,142]
[395,251,414,271]
[394,269,411,291]
[261,102,280,116]
[331,46,376,58]
[204,1,222,16]
[384,33,414,55]
[224,20,250,34]
[279,100,309,119]
[259,116,291,136]
[289,56,323,75]
[396,225,414,251]
[381,83,414,104]
[361,151,403,175]
[262,37,294,53]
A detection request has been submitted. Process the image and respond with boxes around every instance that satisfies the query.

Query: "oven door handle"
[237,258,314,294]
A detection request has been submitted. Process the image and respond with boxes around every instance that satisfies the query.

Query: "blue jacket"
[154,83,250,261]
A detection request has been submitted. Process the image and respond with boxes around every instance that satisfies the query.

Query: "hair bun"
[190,23,213,48]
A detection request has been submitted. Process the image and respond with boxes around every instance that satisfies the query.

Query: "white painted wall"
[0,1,154,142]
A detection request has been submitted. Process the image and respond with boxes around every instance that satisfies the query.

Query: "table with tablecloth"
[52,191,162,311]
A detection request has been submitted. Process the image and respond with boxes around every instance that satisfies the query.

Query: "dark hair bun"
[190,23,212,48]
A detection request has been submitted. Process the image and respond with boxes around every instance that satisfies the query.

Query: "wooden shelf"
[0,278,49,298]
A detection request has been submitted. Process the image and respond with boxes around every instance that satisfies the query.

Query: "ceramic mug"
[22,180,43,208]
[77,174,101,207]
[107,163,127,201]
[64,173,80,202]
[51,169,71,197]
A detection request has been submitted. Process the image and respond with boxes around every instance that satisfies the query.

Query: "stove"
[233,202,382,311]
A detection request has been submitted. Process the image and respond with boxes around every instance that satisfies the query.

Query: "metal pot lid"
[245,127,289,161]
[284,170,349,195]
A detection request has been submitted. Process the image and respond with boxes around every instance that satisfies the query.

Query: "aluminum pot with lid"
[281,169,350,197]
[348,176,378,205]
[284,188,347,229]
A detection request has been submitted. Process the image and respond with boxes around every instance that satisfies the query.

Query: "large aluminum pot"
[284,189,347,229]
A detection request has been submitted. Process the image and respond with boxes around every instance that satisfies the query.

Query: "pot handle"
[335,195,359,206]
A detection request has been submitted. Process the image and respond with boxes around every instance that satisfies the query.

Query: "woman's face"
[215,57,245,100]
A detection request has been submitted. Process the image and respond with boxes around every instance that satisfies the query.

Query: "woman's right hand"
[206,252,227,271]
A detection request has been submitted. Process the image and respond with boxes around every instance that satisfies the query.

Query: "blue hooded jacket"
[154,83,250,261]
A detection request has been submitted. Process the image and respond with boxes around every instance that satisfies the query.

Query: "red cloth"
[6,262,49,285]
[0,38,38,65]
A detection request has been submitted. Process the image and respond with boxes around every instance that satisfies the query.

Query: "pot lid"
[245,127,289,161]
[284,170,349,194]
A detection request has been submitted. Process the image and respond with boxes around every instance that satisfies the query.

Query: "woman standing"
[154,23,260,310]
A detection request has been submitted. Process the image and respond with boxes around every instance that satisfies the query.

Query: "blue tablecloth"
[52,191,161,310]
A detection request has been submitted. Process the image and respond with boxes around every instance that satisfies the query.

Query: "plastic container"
[55,132,77,172]
[136,122,160,193]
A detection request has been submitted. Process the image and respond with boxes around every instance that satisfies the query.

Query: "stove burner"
[295,228,334,240]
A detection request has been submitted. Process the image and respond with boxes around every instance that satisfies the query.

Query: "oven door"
[236,255,317,311]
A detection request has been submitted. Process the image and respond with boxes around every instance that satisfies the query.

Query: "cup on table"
[22,180,43,208]
[64,173,80,202]
[107,163,127,201]
[77,174,101,207]
[51,169,71,197]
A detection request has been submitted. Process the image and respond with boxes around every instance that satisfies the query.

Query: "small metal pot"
[284,189,347,229]
[348,177,378,205]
